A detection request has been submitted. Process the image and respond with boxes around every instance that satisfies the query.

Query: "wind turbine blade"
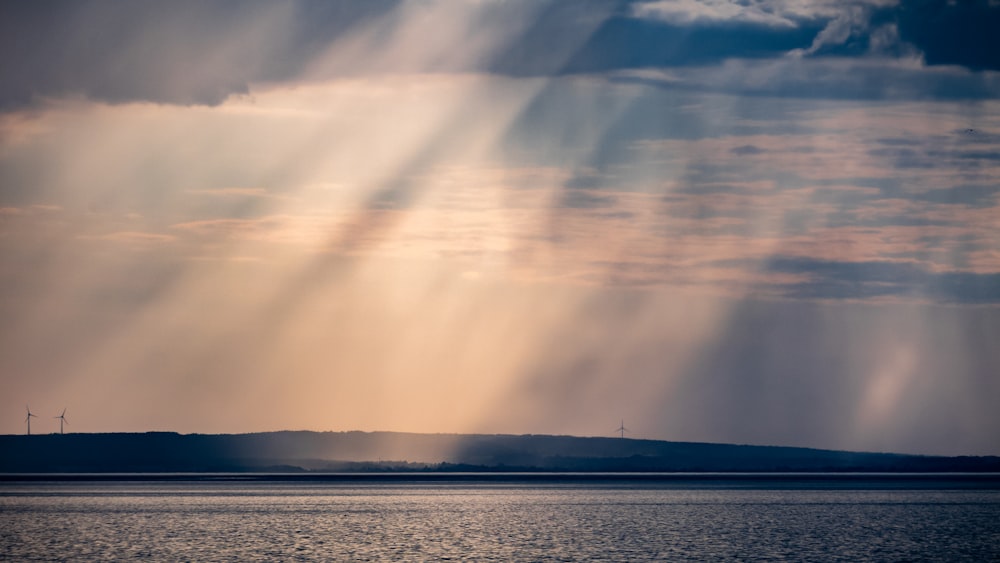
[61,408,66,417]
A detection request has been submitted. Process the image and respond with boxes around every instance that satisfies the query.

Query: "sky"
[1,0,999,456]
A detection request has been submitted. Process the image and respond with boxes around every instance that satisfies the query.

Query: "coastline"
[3,471,1000,489]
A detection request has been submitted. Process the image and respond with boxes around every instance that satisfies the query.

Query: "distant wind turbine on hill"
[616,419,629,439]
[54,408,69,434]
[25,405,37,435]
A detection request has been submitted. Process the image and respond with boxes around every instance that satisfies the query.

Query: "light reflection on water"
[2,480,999,561]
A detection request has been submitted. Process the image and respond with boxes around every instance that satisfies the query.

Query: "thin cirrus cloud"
[0,0,998,456]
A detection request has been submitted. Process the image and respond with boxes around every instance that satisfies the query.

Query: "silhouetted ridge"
[1,431,998,473]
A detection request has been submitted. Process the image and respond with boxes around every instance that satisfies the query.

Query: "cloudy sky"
[2,0,999,455]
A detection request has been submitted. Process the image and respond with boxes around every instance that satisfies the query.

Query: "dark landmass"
[1,431,999,473]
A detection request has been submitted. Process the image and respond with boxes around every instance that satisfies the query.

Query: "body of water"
[2,474,999,561]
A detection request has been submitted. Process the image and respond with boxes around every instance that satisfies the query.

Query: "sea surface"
[2,474,999,561]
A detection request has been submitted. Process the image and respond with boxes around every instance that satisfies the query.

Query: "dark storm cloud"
[490,9,820,76]
[536,0,1000,90]
[896,0,1000,71]
[3,0,999,110]
[0,0,400,109]
[763,256,1000,303]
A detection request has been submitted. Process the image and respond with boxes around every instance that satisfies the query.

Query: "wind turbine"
[54,408,69,435]
[25,405,38,435]
[616,419,629,439]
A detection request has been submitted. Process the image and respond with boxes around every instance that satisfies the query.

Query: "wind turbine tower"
[54,408,69,435]
[25,405,38,435]
[616,419,629,439]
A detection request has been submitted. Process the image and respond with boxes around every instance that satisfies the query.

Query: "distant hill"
[1,431,999,473]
